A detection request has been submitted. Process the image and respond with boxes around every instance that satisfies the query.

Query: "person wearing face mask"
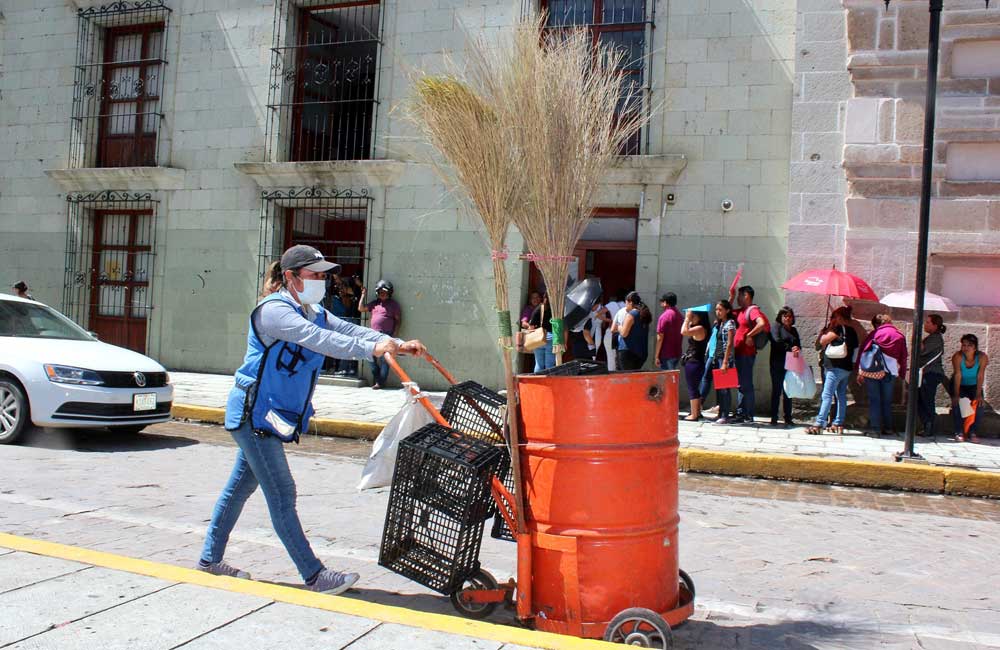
[198,245,426,595]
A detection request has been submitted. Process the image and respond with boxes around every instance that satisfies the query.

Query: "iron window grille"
[265,0,386,162]
[540,0,654,155]
[64,190,159,354]
[70,1,171,169]
[258,186,374,291]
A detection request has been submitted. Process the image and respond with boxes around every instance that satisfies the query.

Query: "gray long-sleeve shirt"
[253,290,400,360]
[919,331,945,376]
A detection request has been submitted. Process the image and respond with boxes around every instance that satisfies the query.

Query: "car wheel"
[0,379,29,445]
[109,425,147,436]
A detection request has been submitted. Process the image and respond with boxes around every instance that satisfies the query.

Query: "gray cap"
[280,245,341,274]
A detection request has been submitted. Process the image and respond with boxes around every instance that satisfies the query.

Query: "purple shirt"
[367,298,401,335]
[656,307,683,360]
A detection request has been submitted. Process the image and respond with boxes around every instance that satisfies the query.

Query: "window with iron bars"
[266,1,385,162]
[541,0,652,155]
[64,191,159,354]
[70,1,171,169]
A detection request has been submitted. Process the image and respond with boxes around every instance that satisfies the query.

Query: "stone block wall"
[790,0,1000,412]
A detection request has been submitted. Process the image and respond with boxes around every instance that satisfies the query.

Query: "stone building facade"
[0,0,995,408]
[788,0,1000,407]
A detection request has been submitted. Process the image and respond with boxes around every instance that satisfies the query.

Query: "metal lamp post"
[887,0,991,462]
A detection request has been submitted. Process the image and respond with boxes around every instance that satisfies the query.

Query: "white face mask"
[296,278,326,305]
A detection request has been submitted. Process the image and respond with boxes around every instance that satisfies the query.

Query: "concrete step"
[317,374,366,388]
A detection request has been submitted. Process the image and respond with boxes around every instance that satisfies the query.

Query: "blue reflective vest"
[224,293,327,442]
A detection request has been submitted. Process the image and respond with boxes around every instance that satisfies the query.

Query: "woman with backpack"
[917,314,947,437]
[857,314,908,436]
[707,300,738,425]
[807,306,859,435]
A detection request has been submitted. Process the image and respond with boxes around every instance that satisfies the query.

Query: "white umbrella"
[880,290,959,312]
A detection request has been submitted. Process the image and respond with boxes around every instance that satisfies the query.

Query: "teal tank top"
[960,353,980,386]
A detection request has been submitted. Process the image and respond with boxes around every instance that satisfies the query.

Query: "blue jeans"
[815,367,850,427]
[371,354,391,386]
[201,421,323,581]
[734,354,756,420]
[533,333,556,372]
[866,375,895,431]
[657,358,680,370]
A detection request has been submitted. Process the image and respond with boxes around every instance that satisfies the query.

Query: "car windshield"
[0,300,93,341]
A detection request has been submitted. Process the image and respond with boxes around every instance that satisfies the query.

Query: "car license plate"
[133,393,157,412]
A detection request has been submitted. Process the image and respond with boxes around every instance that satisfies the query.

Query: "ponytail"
[638,303,653,326]
[260,261,283,299]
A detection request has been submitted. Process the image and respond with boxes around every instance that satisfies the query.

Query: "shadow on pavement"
[671,619,870,649]
[18,426,199,453]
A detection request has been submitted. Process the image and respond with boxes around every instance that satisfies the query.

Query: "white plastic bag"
[783,365,817,400]
[357,386,439,490]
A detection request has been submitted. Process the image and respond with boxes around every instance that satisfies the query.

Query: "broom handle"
[501,349,527,534]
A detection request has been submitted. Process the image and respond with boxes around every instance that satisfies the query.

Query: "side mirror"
[88,331,99,340]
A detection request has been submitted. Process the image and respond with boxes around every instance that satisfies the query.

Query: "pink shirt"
[367,298,401,335]
[656,307,683,360]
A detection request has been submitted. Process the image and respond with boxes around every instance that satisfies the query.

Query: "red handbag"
[712,367,740,389]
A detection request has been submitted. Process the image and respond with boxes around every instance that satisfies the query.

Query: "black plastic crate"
[533,359,609,377]
[439,381,506,445]
[490,449,516,542]
[379,423,505,594]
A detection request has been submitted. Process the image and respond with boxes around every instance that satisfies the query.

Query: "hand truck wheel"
[603,607,673,648]
[670,569,696,629]
[450,568,499,620]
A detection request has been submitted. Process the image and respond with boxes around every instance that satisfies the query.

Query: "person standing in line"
[359,279,401,389]
[198,245,425,593]
[601,294,624,372]
[528,292,556,372]
[769,306,801,427]
[612,291,652,371]
[11,281,32,300]
[807,306,858,435]
[916,314,947,437]
[708,300,737,425]
[680,309,710,421]
[949,333,989,443]
[858,314,907,436]
[729,284,767,424]
[654,292,683,371]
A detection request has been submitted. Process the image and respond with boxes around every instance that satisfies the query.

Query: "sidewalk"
[0,533,602,650]
[169,372,1000,496]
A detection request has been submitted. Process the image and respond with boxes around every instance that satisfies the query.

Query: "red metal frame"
[97,22,163,167]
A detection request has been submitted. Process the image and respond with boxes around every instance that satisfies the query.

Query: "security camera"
[721,199,734,212]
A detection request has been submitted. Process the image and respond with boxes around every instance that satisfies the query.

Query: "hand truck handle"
[382,352,450,427]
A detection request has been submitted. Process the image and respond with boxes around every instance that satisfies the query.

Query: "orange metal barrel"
[515,370,682,638]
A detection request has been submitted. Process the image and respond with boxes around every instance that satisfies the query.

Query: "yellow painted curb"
[170,404,383,440]
[0,532,618,650]
[680,448,957,494]
[943,467,1000,498]
[170,405,999,498]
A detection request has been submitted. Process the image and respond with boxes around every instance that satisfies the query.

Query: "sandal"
[828,425,844,435]
[806,425,822,435]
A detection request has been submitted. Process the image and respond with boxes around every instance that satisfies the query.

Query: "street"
[2,421,999,649]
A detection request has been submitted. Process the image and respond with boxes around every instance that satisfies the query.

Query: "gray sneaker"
[306,569,359,595]
[197,561,250,580]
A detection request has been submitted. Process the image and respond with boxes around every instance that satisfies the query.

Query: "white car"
[0,293,173,444]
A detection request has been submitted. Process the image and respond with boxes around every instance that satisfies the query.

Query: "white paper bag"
[959,397,975,419]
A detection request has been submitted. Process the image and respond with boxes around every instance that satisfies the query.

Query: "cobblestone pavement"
[3,421,999,649]
[170,371,1000,472]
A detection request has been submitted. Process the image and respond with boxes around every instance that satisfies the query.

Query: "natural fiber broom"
[487,15,647,363]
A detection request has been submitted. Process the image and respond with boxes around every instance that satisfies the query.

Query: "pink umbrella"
[781,268,880,302]
[880,290,959,312]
